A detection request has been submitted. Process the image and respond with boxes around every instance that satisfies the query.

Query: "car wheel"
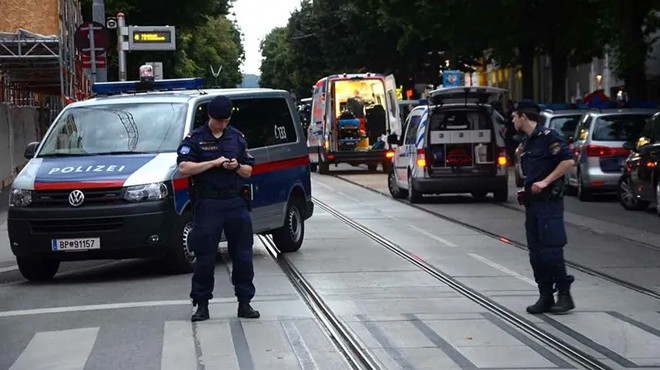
[162,211,195,273]
[564,175,576,196]
[17,256,59,282]
[273,198,305,252]
[407,172,423,203]
[310,163,318,173]
[471,191,487,201]
[577,171,592,201]
[319,160,330,174]
[367,164,377,172]
[617,175,649,210]
[382,160,392,174]
[388,167,407,198]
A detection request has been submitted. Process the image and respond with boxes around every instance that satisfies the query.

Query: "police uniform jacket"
[521,125,574,190]
[177,124,255,196]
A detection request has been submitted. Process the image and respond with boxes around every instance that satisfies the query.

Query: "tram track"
[334,175,660,301]
[258,234,383,370]
[312,197,611,370]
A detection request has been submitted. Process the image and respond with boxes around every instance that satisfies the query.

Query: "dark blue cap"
[515,99,540,111]
[207,95,233,120]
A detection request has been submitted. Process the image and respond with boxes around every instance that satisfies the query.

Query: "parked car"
[514,108,584,187]
[565,108,657,201]
[618,111,660,215]
[387,86,509,203]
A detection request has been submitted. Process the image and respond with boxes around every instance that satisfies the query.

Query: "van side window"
[230,97,297,148]
[193,102,209,129]
[404,115,422,145]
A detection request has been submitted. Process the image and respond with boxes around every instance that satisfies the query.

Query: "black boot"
[237,302,260,319]
[526,294,555,314]
[191,302,210,322]
[550,275,575,313]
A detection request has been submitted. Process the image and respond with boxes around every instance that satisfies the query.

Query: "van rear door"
[385,74,402,137]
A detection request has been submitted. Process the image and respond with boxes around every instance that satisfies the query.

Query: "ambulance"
[307,73,402,173]
[7,72,313,281]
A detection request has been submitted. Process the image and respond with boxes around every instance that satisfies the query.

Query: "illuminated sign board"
[128,26,176,51]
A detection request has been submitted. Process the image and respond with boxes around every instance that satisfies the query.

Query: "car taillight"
[497,149,507,166]
[585,145,630,157]
[385,150,395,159]
[416,149,426,167]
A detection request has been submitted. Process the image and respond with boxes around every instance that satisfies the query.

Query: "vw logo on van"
[68,190,85,207]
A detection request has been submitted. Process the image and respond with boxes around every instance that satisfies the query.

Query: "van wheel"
[493,186,508,202]
[17,256,59,281]
[310,163,318,173]
[407,173,423,203]
[388,167,407,198]
[162,211,194,273]
[319,160,330,174]
[273,199,305,252]
[382,160,392,174]
[471,191,487,200]
[367,164,377,172]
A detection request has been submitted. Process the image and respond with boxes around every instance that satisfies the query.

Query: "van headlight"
[9,188,32,207]
[124,182,168,202]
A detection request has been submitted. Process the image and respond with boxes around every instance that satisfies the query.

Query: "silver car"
[514,109,583,187]
[566,108,658,201]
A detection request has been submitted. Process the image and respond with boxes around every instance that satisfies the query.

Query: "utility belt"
[517,178,565,206]
[194,184,253,211]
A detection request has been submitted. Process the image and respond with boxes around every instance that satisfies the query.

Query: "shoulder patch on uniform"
[179,146,191,155]
[549,142,561,155]
[543,129,551,135]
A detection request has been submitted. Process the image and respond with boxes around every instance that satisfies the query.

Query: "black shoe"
[191,303,210,322]
[526,295,555,314]
[237,302,260,319]
[549,294,575,314]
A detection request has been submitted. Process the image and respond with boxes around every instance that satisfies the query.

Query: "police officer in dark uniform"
[176,95,260,321]
[514,99,576,314]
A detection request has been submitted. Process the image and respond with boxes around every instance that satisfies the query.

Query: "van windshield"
[38,103,187,157]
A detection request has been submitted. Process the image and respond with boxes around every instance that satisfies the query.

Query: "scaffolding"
[0,0,87,113]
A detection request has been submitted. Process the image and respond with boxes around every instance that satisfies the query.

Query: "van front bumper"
[7,200,177,260]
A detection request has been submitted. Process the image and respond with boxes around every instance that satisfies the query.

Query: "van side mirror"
[387,134,398,145]
[24,141,39,159]
[622,141,636,151]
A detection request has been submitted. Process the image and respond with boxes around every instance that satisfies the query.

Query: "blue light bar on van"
[92,78,204,95]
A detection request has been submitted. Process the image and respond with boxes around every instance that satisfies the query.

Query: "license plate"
[52,238,100,251]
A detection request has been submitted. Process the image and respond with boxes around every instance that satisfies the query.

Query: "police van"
[7,73,313,281]
[387,86,509,203]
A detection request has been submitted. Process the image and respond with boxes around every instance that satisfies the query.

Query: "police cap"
[207,95,233,120]
[515,99,540,113]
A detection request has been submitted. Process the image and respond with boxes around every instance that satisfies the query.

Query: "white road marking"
[161,321,198,370]
[0,265,18,273]
[9,327,99,370]
[196,321,239,370]
[336,191,360,203]
[311,180,334,191]
[0,297,237,318]
[281,320,319,370]
[467,253,537,287]
[407,224,458,248]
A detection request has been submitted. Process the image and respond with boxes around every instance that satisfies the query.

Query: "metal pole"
[92,0,107,81]
[89,24,97,84]
[117,12,126,81]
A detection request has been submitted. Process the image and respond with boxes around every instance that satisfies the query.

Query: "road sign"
[127,26,176,51]
[74,21,110,52]
[82,53,106,68]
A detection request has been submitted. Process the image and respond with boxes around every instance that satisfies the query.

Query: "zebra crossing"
[5,317,349,370]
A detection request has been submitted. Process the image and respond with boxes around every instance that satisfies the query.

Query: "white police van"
[7,72,313,281]
[387,86,509,203]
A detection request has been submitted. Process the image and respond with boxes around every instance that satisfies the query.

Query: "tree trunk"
[618,0,651,101]
[551,53,568,102]
[519,44,535,99]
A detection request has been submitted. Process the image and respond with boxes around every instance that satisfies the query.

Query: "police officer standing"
[177,95,260,321]
[514,99,576,314]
